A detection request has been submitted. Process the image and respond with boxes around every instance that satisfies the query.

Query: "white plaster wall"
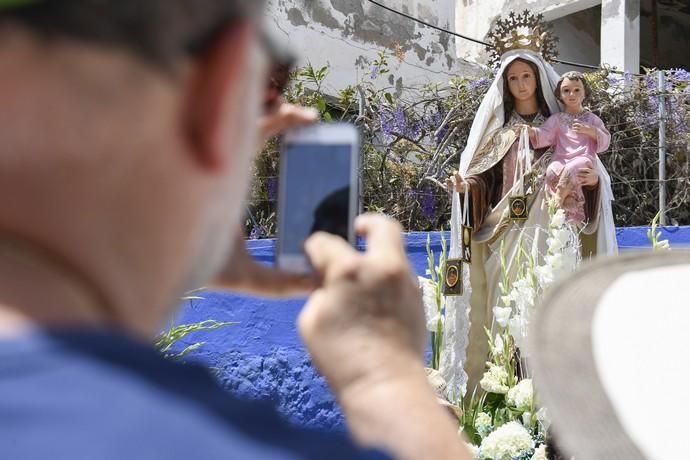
[455,0,600,64]
[264,0,482,96]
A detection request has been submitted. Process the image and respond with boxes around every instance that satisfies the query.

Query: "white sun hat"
[529,251,690,460]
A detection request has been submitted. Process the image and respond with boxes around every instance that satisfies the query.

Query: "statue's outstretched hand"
[446,171,467,194]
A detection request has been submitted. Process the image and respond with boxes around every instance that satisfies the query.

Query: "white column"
[600,0,640,72]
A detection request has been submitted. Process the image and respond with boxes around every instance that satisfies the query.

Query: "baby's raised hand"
[572,121,597,140]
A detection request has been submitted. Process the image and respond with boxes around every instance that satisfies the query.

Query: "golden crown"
[486,11,559,68]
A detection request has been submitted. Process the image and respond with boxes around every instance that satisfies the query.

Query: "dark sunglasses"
[187,18,295,113]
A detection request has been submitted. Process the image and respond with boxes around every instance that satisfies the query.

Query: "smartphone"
[277,123,360,273]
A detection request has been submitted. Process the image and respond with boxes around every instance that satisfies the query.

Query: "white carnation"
[506,379,533,411]
[531,444,547,460]
[479,421,534,460]
[480,365,509,394]
[493,306,512,328]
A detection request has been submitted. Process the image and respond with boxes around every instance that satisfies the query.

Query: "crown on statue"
[486,10,559,68]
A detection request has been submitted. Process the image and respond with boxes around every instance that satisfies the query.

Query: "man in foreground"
[0,1,469,459]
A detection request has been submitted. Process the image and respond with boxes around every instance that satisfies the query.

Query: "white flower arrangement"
[506,379,533,411]
[478,422,534,460]
[480,364,509,394]
[460,203,581,455]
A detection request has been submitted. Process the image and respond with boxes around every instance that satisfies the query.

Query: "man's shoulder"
[0,329,390,460]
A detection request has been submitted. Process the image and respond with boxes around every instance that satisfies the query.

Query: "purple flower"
[409,121,422,139]
[379,107,394,137]
[419,186,436,219]
[266,177,278,202]
[470,77,491,90]
[669,68,690,82]
[607,74,622,86]
[370,64,380,80]
[394,106,408,135]
[624,71,633,85]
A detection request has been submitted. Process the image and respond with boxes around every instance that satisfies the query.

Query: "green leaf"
[323,112,333,122]
[384,92,394,105]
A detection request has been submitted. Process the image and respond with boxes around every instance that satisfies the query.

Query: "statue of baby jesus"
[524,71,611,224]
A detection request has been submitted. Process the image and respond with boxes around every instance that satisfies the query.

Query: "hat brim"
[529,250,690,460]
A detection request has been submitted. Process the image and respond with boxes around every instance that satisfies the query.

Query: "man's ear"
[183,22,254,171]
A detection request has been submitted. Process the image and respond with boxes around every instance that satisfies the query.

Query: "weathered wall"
[172,228,690,432]
[265,0,481,95]
[455,0,599,65]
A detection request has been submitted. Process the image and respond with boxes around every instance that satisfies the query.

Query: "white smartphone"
[277,123,360,273]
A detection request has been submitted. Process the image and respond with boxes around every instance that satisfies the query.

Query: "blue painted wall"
[173,227,690,432]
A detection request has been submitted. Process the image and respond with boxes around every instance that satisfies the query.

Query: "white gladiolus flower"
[418,277,441,332]
[494,334,504,354]
[478,422,534,460]
[507,379,533,411]
[550,209,566,228]
[535,264,555,287]
[531,444,547,460]
[544,253,563,270]
[480,365,509,394]
[522,411,532,428]
[493,306,512,328]
[500,294,512,307]
[509,315,527,350]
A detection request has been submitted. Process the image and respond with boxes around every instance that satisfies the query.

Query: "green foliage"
[156,319,238,360]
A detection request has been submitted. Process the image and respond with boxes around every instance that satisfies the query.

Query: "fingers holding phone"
[300,213,426,390]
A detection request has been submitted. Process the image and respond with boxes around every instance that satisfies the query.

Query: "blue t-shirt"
[0,330,391,460]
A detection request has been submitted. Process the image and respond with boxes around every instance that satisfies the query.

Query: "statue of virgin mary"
[439,12,618,397]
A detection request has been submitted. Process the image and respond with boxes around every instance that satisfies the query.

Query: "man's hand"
[212,228,315,297]
[299,214,470,460]
[299,214,425,388]
[213,102,318,297]
[259,102,318,140]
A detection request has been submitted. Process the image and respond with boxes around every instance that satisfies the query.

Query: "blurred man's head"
[0,0,267,335]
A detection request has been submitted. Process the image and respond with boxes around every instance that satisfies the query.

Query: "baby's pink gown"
[532,111,611,223]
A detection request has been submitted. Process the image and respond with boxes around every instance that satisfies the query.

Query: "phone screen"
[280,143,353,256]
